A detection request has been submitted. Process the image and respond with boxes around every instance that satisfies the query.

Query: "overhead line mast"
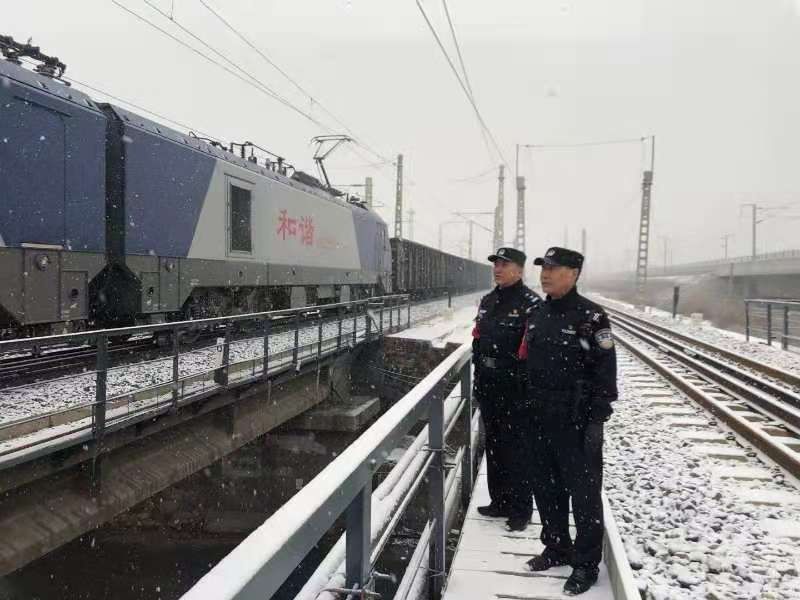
[635,135,656,304]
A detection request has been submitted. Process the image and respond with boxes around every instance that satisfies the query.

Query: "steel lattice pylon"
[493,165,504,251]
[635,169,654,302]
[515,176,526,253]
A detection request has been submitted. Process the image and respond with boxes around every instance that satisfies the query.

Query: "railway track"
[0,294,474,387]
[608,306,800,479]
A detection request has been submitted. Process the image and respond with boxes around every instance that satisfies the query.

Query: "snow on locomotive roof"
[0,58,100,112]
[104,103,363,211]
[0,56,371,215]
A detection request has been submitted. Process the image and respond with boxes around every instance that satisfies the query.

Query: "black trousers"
[531,421,604,567]
[476,373,533,519]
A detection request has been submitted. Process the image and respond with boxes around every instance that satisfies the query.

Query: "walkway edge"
[602,493,640,600]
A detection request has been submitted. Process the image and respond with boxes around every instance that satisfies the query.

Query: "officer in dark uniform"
[472,246,541,531]
[522,247,617,596]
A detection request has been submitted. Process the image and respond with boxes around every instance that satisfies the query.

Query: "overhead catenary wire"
[111,0,332,130]
[197,0,394,168]
[440,0,493,164]
[416,0,511,172]
[2,46,223,142]
[117,0,402,183]
[524,137,647,150]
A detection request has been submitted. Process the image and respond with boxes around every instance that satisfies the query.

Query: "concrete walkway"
[444,457,614,600]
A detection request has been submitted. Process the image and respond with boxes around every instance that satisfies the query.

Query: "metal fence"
[745,298,800,351]
[0,295,411,472]
[181,341,475,600]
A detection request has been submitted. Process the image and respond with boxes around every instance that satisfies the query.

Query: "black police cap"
[533,247,584,269]
[487,246,526,267]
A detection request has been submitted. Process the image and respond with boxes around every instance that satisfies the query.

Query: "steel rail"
[610,312,800,411]
[613,326,800,478]
[605,306,800,388]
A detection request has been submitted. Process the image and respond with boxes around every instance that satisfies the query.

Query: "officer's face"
[493,259,523,287]
[540,265,578,298]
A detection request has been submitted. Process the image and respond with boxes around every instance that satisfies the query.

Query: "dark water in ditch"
[0,427,461,600]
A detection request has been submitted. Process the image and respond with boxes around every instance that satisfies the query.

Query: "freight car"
[390,238,490,297]
[0,38,489,339]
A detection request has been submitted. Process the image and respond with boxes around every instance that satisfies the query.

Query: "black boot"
[477,503,509,518]
[563,565,599,595]
[525,548,571,572]
[505,515,529,532]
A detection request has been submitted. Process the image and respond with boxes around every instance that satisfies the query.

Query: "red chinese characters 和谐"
[277,209,314,246]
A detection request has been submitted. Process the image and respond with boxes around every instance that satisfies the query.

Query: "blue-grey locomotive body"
[0,52,489,338]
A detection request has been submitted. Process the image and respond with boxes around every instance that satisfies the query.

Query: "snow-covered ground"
[0,292,485,432]
[594,294,800,375]
[606,349,800,599]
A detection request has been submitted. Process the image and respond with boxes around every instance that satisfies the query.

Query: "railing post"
[171,325,180,410]
[745,301,751,342]
[92,333,109,493]
[396,299,401,331]
[366,305,372,342]
[407,295,411,328]
[460,363,473,511]
[379,302,384,334]
[428,384,446,600]
[337,306,343,350]
[262,316,271,382]
[317,312,324,359]
[345,482,372,592]
[352,304,358,346]
[783,305,790,351]
[293,312,301,365]
[767,303,773,346]
[389,301,394,332]
[214,323,232,386]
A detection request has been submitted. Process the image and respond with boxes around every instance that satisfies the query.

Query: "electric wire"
[111,0,331,130]
[197,0,394,168]
[524,137,647,149]
[2,45,222,142]
[416,0,511,172]
[440,0,493,163]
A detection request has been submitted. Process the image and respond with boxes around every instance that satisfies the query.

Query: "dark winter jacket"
[523,286,618,423]
[472,280,541,377]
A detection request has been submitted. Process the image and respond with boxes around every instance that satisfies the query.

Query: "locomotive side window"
[229,184,252,253]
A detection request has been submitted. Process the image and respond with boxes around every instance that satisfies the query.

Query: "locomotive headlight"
[35,254,50,271]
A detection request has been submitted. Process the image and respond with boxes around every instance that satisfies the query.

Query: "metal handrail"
[0,294,410,352]
[181,342,473,600]
[744,298,800,351]
[0,295,411,474]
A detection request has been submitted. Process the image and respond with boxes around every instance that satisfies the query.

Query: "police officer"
[472,247,541,531]
[523,247,617,596]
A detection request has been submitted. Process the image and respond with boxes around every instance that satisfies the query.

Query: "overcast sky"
[8,0,800,273]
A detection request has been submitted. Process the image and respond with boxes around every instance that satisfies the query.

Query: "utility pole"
[580,228,587,282]
[494,165,504,251]
[452,211,493,260]
[394,154,403,238]
[751,203,756,258]
[364,176,373,209]
[659,236,669,274]
[721,233,733,260]
[635,135,655,304]
[515,175,526,252]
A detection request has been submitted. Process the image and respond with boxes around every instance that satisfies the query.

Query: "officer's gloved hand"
[584,422,604,455]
